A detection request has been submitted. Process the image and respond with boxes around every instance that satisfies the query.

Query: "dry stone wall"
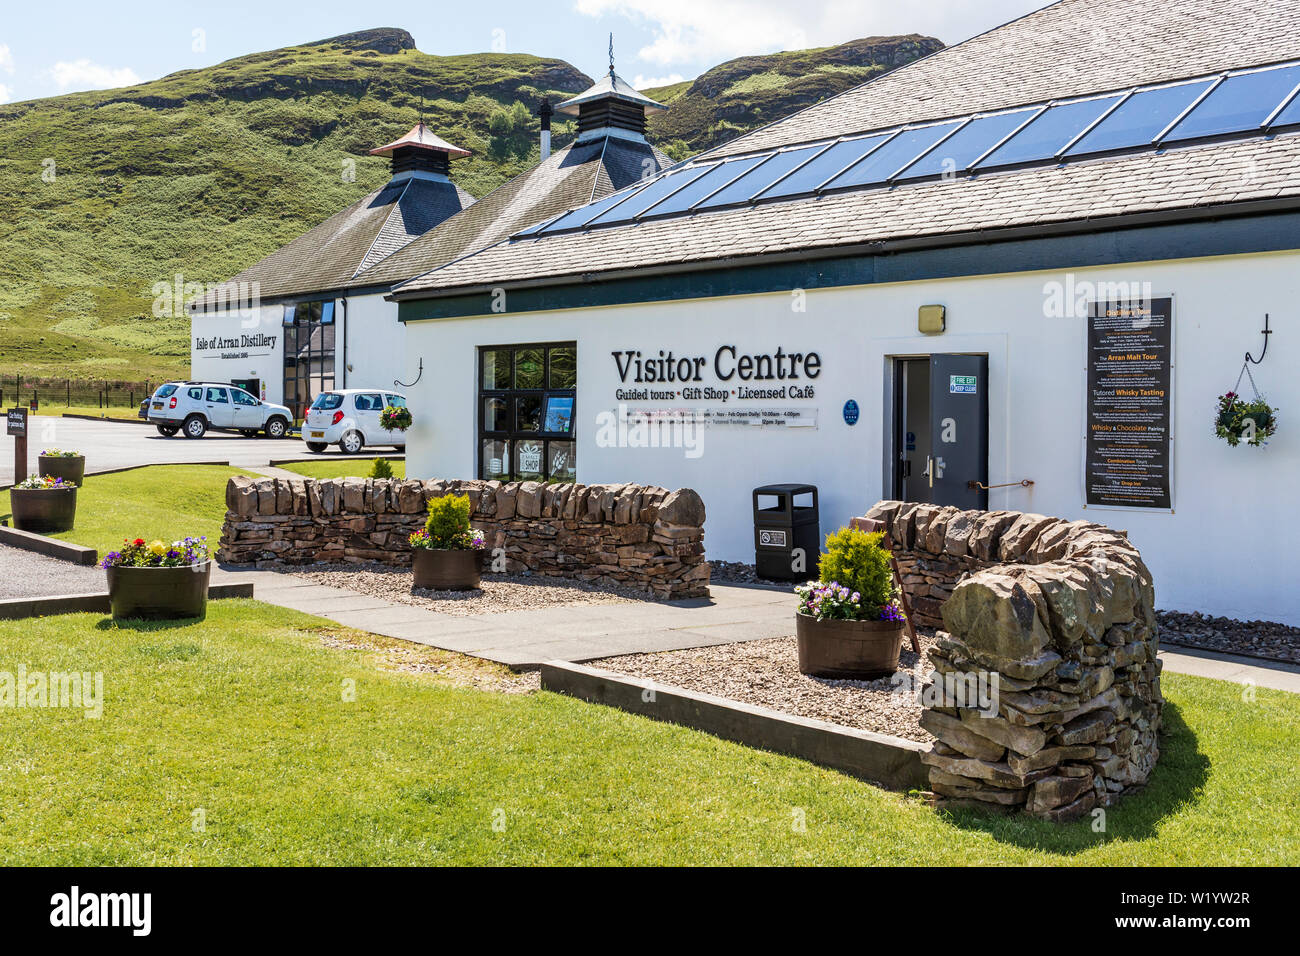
[864,500,1162,821]
[219,477,709,599]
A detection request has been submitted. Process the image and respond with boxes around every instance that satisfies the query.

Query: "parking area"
[2,417,390,485]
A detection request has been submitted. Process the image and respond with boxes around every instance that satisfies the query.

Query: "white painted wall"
[339,292,406,393]
[404,249,1300,624]
[190,305,283,403]
[190,292,408,407]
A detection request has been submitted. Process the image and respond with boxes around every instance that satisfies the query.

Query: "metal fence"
[0,376,155,411]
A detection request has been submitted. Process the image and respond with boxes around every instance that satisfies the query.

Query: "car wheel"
[305,442,328,453]
[182,415,207,439]
[156,424,179,437]
[263,416,288,439]
[339,430,364,454]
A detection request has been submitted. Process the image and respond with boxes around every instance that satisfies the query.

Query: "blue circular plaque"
[843,399,860,426]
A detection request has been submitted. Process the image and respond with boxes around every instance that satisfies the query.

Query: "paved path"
[0,543,105,598]
[1,418,396,485]
[212,566,793,668]
[210,565,1300,689]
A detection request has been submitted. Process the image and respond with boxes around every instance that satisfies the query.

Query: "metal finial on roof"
[609,32,615,77]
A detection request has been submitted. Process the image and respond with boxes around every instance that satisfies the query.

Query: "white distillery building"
[188,70,671,424]
[391,0,1300,625]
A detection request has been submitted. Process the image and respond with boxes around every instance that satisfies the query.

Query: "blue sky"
[0,0,1046,104]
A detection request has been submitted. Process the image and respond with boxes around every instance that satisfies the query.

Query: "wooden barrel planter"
[412,549,482,590]
[38,455,86,486]
[107,562,211,619]
[10,486,78,533]
[795,612,905,679]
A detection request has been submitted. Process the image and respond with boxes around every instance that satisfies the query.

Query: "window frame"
[478,342,577,482]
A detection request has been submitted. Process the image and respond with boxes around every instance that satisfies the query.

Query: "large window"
[479,343,576,482]
[282,301,336,422]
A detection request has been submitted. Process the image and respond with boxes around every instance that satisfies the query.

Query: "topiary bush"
[423,494,472,549]
[368,457,394,479]
[817,527,896,610]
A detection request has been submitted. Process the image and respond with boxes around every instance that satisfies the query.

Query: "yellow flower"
[148,540,167,556]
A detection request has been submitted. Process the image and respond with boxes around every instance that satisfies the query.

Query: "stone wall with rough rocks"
[864,501,1162,821]
[219,477,709,599]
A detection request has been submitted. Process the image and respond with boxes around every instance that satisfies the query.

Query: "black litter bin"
[753,484,819,580]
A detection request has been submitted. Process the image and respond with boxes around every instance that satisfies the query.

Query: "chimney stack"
[368,122,471,185]
[539,98,553,161]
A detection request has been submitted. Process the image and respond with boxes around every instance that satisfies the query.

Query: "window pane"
[548,347,576,388]
[483,397,509,432]
[514,439,544,480]
[482,349,511,389]
[282,304,296,325]
[541,184,650,233]
[696,144,826,208]
[1066,81,1213,155]
[1165,64,1300,142]
[516,395,542,431]
[548,441,577,482]
[976,96,1121,168]
[759,134,893,196]
[385,394,407,408]
[898,110,1038,178]
[586,165,715,224]
[1273,90,1300,128]
[321,301,335,324]
[515,349,544,389]
[639,156,768,216]
[822,122,964,189]
[481,440,510,480]
[206,387,228,403]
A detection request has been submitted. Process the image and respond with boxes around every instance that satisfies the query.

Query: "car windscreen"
[311,393,344,410]
[157,384,178,398]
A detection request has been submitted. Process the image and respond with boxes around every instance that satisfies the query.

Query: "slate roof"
[390,0,1300,300]
[706,0,1300,159]
[353,136,673,288]
[193,177,473,308]
[557,72,668,115]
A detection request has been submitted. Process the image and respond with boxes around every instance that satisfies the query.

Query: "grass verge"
[3,464,254,557]
[0,600,1295,865]
[277,458,406,481]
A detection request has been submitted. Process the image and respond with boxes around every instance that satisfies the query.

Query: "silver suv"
[147,382,293,439]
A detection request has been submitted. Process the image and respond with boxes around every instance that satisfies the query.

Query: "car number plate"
[152,402,162,409]
[310,431,324,438]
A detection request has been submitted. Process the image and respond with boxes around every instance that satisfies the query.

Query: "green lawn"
[0,600,1295,865]
[278,458,406,481]
[3,464,254,557]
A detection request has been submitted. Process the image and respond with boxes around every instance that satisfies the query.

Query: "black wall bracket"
[1245,314,1272,365]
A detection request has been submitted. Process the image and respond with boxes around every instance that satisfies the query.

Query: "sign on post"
[7,407,28,483]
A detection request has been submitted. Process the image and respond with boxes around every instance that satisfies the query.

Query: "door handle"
[926,455,933,489]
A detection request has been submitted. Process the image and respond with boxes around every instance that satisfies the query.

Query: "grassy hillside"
[0,28,588,382]
[0,28,941,384]
[644,35,944,159]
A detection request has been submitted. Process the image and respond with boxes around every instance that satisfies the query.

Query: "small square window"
[515,349,544,389]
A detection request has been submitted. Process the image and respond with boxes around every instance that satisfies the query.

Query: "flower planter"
[795,612,905,679]
[38,455,86,486]
[412,548,481,590]
[106,562,211,619]
[9,486,78,533]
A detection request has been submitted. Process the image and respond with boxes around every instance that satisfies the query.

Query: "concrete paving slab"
[1159,647,1300,693]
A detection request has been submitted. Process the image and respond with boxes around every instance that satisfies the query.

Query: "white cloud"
[50,58,141,93]
[633,72,684,89]
[574,0,1044,68]
[0,44,15,74]
[0,84,11,105]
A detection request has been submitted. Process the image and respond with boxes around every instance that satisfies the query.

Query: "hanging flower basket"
[1215,391,1277,447]
[380,405,412,431]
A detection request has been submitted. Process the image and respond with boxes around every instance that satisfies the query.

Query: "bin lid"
[754,483,817,496]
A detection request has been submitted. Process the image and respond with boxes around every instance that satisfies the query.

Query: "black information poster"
[1085,297,1173,509]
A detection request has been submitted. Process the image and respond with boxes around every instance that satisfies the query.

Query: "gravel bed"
[281,563,658,616]
[1157,609,1300,664]
[708,559,797,591]
[592,629,938,742]
[0,543,106,599]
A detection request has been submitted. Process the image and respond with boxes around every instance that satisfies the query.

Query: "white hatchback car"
[148,381,293,439]
[302,389,407,454]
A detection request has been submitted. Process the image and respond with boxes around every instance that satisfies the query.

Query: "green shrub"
[368,458,394,479]
[424,494,471,549]
[817,527,895,609]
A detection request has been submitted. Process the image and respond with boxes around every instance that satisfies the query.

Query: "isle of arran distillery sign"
[1085,297,1173,510]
